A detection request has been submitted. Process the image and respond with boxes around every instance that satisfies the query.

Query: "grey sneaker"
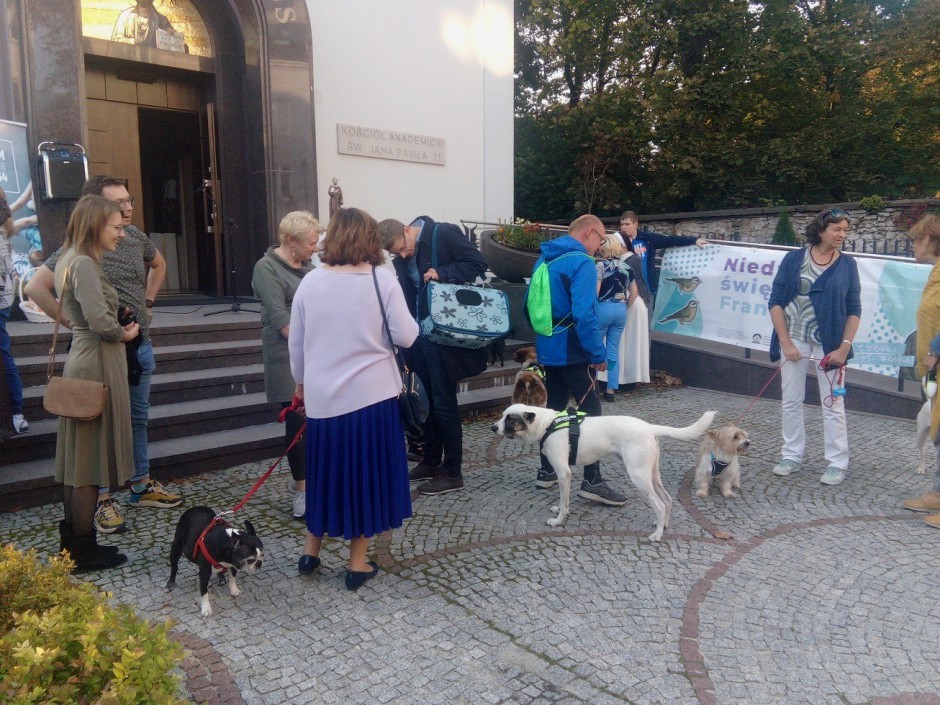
[535,467,558,488]
[772,458,801,477]
[292,490,305,519]
[820,466,845,486]
[577,480,628,506]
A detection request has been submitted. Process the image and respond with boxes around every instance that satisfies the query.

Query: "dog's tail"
[647,411,716,442]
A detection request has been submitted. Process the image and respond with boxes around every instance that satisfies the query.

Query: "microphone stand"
[202,186,258,316]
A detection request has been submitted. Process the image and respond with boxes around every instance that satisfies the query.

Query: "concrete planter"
[479,229,540,284]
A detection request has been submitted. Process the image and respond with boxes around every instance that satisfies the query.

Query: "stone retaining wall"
[601,199,938,255]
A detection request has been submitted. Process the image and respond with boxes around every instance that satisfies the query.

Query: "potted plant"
[480,219,554,284]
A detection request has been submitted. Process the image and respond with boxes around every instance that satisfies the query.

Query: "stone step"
[0,383,514,511]
[9,318,261,357]
[0,424,285,512]
[15,340,263,388]
[2,392,276,465]
[19,364,267,420]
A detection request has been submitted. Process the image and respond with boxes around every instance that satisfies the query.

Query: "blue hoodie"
[529,235,606,366]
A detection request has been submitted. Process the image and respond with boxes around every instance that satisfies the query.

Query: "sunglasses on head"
[825,208,850,220]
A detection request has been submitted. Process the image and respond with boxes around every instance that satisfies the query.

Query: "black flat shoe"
[345,561,379,591]
[298,554,321,575]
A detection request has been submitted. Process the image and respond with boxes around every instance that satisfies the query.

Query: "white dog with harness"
[492,404,716,540]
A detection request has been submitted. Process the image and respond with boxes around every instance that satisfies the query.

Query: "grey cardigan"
[251,247,313,403]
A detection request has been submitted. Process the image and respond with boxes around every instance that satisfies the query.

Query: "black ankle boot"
[58,521,120,556]
[69,533,128,573]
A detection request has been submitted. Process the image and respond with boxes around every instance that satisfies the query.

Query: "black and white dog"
[166,506,264,617]
[492,404,716,540]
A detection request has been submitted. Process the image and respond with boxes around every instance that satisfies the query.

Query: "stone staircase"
[1,309,524,511]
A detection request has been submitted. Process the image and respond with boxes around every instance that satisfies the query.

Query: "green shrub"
[772,209,798,246]
[0,545,186,705]
[859,195,886,212]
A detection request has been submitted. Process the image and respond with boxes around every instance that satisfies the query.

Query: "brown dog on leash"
[512,347,548,407]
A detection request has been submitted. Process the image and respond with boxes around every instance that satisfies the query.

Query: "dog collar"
[522,361,546,381]
[193,515,231,573]
[540,407,587,466]
[709,454,731,477]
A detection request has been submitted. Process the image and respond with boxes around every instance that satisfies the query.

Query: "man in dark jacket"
[528,214,627,506]
[379,216,488,496]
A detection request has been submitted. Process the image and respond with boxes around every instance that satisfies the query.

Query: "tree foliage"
[514,0,940,220]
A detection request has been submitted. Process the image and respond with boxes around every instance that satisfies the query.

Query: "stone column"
[22,0,86,255]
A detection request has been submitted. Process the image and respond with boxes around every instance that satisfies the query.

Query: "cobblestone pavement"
[4,386,939,705]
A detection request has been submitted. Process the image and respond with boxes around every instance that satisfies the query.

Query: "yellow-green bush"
[0,545,187,704]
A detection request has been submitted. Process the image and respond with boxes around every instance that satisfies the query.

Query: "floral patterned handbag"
[419,225,511,349]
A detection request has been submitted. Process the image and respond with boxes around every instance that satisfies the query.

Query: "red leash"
[733,366,782,425]
[231,395,307,512]
[191,397,307,567]
[733,354,847,424]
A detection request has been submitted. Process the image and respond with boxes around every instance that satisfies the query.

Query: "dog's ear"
[707,429,720,440]
[243,520,257,536]
[523,411,537,425]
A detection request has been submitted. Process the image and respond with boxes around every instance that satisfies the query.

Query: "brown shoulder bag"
[41,261,109,421]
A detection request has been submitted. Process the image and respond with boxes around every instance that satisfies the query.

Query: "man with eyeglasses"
[526,214,628,506]
[378,215,489,497]
[26,176,181,538]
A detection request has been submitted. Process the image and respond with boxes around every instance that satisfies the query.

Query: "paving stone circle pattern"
[4,386,939,705]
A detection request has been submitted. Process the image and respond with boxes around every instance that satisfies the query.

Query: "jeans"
[779,339,849,470]
[0,306,23,415]
[596,301,627,391]
[129,339,155,484]
[411,336,463,477]
[541,363,603,484]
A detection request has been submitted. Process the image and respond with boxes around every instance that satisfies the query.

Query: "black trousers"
[540,363,602,484]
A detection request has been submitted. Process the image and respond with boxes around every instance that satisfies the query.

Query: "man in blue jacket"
[528,214,627,506]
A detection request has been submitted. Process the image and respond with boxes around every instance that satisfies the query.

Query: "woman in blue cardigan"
[768,208,861,487]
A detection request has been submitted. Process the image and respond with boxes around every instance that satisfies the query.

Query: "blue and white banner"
[651,243,931,378]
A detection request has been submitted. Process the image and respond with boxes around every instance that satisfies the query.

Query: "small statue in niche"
[328,178,343,219]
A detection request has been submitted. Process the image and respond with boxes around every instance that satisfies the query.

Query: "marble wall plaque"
[337,123,445,165]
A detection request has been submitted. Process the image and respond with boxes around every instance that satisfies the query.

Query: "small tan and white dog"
[693,425,750,499]
[492,404,716,540]
[511,347,548,407]
[916,399,931,474]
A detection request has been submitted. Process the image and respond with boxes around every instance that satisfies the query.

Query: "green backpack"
[525,252,593,336]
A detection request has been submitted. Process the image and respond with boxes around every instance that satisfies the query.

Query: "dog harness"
[521,361,546,381]
[193,515,231,573]
[539,406,587,465]
[709,454,731,478]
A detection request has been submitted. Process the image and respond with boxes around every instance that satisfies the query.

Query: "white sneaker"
[820,466,846,486]
[292,490,305,519]
[772,458,801,476]
[12,414,28,434]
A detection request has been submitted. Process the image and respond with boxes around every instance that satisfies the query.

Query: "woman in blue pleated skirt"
[288,207,418,590]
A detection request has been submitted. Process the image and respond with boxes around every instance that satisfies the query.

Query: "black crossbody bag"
[372,267,429,436]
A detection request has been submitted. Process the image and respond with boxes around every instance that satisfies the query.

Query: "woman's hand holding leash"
[278,391,305,422]
[781,341,802,362]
